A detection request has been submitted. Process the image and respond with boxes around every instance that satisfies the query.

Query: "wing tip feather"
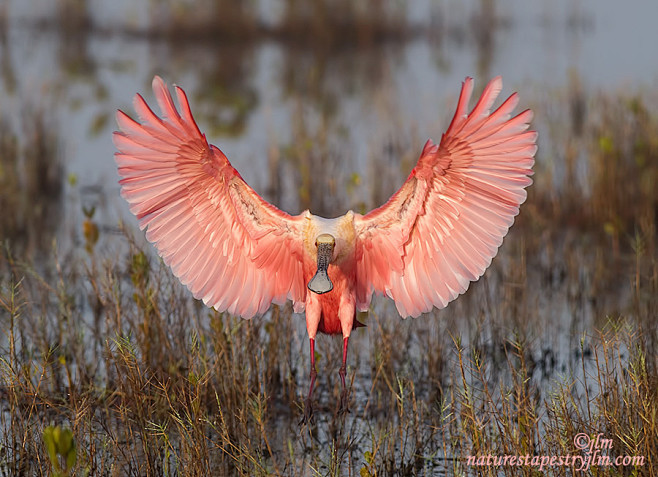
[355,75,535,320]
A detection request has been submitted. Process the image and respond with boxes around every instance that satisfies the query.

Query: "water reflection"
[57,4,95,81]
[0,110,63,258]
[0,6,16,95]
[181,43,259,138]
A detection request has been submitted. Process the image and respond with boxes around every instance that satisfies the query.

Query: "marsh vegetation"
[1,1,657,475]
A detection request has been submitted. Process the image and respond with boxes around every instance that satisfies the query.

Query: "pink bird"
[113,76,536,422]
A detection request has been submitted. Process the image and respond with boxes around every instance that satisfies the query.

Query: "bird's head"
[307,233,335,294]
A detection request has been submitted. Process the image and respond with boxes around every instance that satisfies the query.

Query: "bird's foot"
[339,389,351,415]
[300,397,314,426]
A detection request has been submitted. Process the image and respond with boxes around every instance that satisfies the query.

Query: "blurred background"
[2,0,657,255]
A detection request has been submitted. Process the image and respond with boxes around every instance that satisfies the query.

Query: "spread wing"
[354,76,536,317]
[113,76,307,318]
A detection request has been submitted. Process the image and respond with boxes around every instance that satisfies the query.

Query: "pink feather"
[114,74,535,323]
[354,76,535,317]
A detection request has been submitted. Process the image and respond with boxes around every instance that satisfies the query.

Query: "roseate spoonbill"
[113,76,536,422]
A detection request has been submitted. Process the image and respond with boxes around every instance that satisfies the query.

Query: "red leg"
[339,337,348,389]
[308,338,318,400]
[302,338,317,424]
[339,336,350,414]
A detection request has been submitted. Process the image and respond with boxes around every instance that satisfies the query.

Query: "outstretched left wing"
[354,77,536,317]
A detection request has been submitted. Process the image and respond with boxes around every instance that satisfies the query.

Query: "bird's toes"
[300,398,315,426]
[339,391,351,415]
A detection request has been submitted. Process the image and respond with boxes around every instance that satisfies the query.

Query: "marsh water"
[1,1,657,475]
[4,0,658,228]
